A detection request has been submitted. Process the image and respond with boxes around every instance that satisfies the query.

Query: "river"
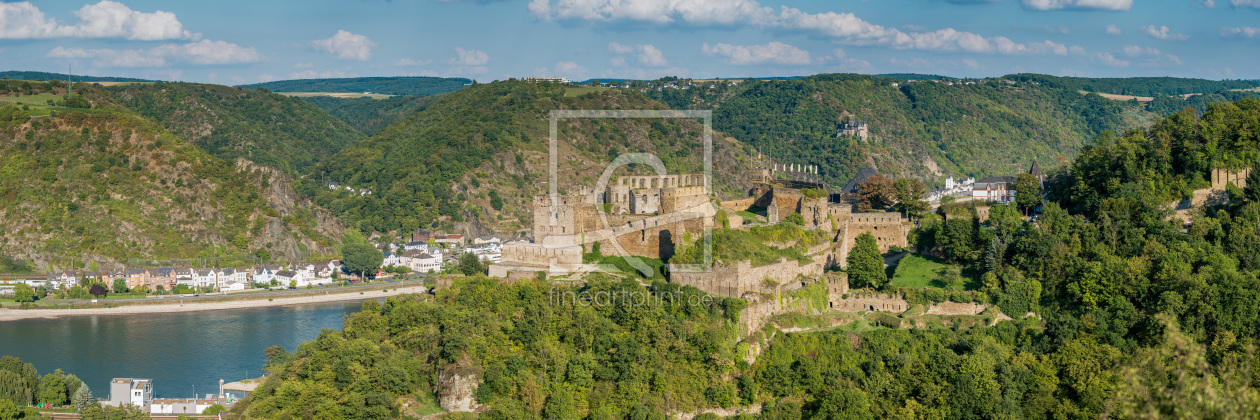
[0,298,379,399]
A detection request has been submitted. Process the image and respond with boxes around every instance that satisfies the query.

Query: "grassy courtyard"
[888,253,981,291]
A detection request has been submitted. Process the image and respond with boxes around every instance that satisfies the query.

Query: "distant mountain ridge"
[238,76,471,96]
[0,71,154,83]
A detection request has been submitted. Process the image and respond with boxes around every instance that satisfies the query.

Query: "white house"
[192,268,216,288]
[400,250,442,273]
[252,266,277,285]
[403,241,428,251]
[274,270,303,287]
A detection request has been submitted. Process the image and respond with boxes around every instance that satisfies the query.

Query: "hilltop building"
[836,111,869,140]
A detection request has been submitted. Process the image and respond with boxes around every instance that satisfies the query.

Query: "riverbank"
[0,284,426,321]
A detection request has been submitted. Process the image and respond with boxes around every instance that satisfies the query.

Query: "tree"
[458,253,485,276]
[39,372,67,407]
[88,284,107,298]
[341,232,384,278]
[12,284,34,303]
[892,178,929,220]
[111,278,128,294]
[846,232,887,289]
[0,399,19,420]
[1013,173,1043,216]
[1245,163,1260,203]
[72,384,92,413]
[855,173,895,212]
[782,213,805,226]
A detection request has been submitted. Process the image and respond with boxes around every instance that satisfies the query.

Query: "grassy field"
[277,92,393,99]
[0,93,63,116]
[564,86,608,97]
[889,253,980,290]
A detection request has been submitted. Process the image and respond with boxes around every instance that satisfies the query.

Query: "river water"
[0,298,379,399]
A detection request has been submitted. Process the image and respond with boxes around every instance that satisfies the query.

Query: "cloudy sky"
[1,0,1257,84]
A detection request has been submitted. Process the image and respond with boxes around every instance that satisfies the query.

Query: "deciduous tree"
[846,232,886,289]
[1014,173,1043,216]
[892,178,929,219]
[12,284,34,303]
[855,173,895,212]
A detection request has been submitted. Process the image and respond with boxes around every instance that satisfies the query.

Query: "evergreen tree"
[846,232,887,289]
[1245,162,1260,203]
[72,384,92,413]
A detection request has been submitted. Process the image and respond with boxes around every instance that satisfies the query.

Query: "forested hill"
[238,76,470,96]
[297,95,439,136]
[0,80,346,272]
[0,71,154,83]
[299,81,756,236]
[1010,74,1257,96]
[650,73,1142,186]
[107,82,366,175]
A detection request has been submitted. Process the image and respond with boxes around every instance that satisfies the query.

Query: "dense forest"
[108,82,366,175]
[239,77,471,96]
[239,98,1260,419]
[299,95,440,136]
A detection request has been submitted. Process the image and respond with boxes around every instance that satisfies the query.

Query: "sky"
[0,0,1258,84]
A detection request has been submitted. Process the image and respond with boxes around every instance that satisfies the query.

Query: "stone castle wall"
[668,257,825,298]
[1212,167,1250,190]
[831,291,909,313]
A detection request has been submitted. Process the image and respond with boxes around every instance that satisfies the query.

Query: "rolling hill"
[0,71,154,83]
[238,76,471,96]
[106,82,366,175]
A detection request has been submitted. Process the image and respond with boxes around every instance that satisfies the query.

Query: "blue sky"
[1,0,1258,84]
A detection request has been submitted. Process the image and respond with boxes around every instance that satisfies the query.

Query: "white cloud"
[701,42,812,65]
[1232,0,1260,8]
[0,0,195,40]
[535,61,587,79]
[450,47,489,65]
[1105,24,1122,34]
[1142,25,1189,40]
[1220,26,1260,38]
[288,69,356,79]
[1097,45,1182,67]
[311,30,377,60]
[294,62,313,68]
[1095,52,1129,67]
[1197,0,1216,8]
[608,42,667,67]
[1021,0,1133,10]
[46,39,261,67]
[530,0,1078,56]
[395,58,433,66]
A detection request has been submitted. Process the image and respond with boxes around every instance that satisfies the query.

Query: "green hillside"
[701,74,1140,185]
[298,95,440,136]
[107,82,366,174]
[239,76,470,96]
[300,80,756,236]
[0,80,344,272]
